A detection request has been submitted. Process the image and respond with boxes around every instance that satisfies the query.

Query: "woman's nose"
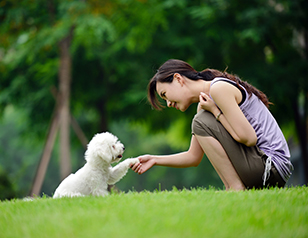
[167,100,172,107]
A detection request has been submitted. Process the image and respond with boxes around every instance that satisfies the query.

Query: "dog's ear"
[85,145,113,163]
[98,145,113,163]
[85,133,115,163]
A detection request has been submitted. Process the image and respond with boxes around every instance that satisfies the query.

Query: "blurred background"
[0,0,307,199]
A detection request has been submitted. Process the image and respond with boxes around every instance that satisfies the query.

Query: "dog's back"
[53,164,109,198]
[53,174,84,198]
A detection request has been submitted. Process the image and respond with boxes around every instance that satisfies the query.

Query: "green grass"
[1,186,307,238]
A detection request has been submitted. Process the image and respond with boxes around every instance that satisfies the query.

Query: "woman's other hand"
[199,92,217,113]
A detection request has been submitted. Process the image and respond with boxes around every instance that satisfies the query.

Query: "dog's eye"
[112,145,115,149]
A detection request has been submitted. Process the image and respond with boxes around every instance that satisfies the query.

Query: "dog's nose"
[123,147,125,151]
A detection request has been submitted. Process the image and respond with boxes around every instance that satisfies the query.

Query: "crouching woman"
[132,59,293,190]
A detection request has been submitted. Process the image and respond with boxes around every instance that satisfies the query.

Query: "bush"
[0,168,16,200]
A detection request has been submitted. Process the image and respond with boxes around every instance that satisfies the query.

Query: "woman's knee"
[192,110,219,137]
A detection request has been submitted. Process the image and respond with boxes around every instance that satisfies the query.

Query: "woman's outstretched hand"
[131,155,156,174]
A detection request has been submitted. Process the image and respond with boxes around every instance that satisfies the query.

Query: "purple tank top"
[211,77,293,181]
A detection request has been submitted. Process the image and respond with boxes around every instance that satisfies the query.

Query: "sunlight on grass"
[1,186,307,238]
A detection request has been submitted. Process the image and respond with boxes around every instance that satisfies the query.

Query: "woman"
[131,59,293,190]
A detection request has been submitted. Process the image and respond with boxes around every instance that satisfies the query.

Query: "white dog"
[53,132,139,198]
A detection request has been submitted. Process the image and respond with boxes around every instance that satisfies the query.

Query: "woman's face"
[156,74,191,112]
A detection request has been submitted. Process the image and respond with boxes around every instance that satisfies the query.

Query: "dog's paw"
[125,158,139,167]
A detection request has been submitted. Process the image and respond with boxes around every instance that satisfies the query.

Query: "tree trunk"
[58,32,73,180]
[30,29,74,195]
[30,104,60,196]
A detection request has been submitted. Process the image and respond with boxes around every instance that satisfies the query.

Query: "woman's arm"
[200,82,257,147]
[132,135,204,174]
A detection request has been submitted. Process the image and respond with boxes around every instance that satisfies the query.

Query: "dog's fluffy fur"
[53,132,138,198]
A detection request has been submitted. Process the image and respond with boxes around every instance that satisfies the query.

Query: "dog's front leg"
[108,158,139,184]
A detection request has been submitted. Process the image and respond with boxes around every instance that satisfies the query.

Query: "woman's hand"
[199,92,218,114]
[131,155,156,174]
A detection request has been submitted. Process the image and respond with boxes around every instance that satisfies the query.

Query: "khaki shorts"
[192,110,285,189]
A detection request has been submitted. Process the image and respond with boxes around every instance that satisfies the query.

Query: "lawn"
[0,186,307,238]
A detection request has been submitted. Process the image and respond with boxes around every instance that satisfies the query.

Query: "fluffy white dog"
[53,132,139,198]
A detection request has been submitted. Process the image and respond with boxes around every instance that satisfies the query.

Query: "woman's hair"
[148,59,271,110]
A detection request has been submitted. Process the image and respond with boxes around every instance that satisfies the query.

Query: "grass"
[0,186,307,238]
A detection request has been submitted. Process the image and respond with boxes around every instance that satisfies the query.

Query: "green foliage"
[0,187,307,238]
[0,167,16,201]
[0,0,169,134]
[2,0,306,131]
[0,106,43,197]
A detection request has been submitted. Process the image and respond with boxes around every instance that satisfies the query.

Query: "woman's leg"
[192,110,267,189]
[195,135,245,190]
